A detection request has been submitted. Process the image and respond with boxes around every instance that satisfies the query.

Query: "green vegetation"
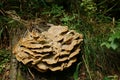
[101,23,120,50]
[0,0,120,79]
[0,49,10,73]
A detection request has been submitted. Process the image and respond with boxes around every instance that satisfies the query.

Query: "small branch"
[28,68,35,80]
[0,8,5,16]
[103,2,118,15]
[82,55,92,80]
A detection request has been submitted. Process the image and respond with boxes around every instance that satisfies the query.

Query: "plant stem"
[82,55,92,80]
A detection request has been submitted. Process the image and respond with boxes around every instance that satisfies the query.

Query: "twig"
[28,68,35,80]
[19,0,22,12]
[0,8,5,16]
[103,2,119,15]
[82,55,92,80]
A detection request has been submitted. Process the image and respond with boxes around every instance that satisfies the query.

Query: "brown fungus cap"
[13,24,83,72]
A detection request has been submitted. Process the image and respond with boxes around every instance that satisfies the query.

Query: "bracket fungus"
[13,24,83,72]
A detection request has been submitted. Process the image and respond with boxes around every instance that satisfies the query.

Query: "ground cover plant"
[0,0,120,80]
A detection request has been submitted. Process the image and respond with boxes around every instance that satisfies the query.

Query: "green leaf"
[108,31,120,41]
[110,41,118,50]
[0,28,4,39]
[103,77,111,80]
[73,62,82,80]
[8,20,15,24]
[101,42,111,48]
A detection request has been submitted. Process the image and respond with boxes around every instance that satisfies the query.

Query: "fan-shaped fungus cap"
[13,24,83,72]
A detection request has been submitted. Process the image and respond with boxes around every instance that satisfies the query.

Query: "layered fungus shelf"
[13,24,83,72]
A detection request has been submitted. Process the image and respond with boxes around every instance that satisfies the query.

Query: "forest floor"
[0,1,120,80]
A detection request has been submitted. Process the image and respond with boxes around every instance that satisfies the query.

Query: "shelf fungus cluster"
[13,25,83,72]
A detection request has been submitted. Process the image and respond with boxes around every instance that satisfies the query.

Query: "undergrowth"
[0,0,120,80]
[41,3,120,79]
[0,49,10,74]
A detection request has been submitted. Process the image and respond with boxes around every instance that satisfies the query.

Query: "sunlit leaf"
[110,41,118,50]
[8,20,15,24]
[109,31,120,41]
[101,42,111,49]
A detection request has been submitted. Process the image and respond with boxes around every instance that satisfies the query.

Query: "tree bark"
[9,55,18,80]
[9,26,26,80]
